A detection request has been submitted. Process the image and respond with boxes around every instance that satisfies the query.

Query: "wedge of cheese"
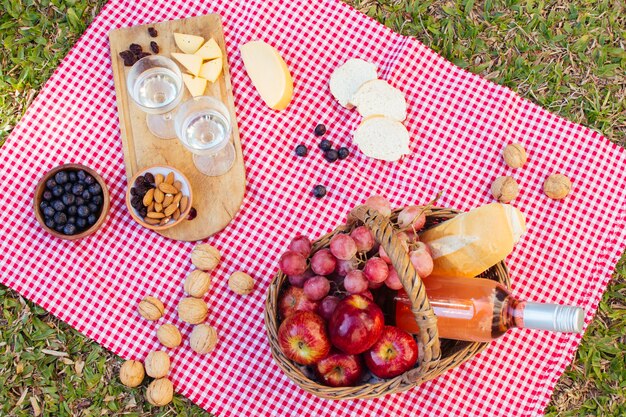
[199,58,223,83]
[195,38,222,61]
[174,33,205,54]
[171,53,203,77]
[182,73,207,97]
[240,40,293,111]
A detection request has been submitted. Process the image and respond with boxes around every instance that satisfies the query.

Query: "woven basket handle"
[348,205,441,380]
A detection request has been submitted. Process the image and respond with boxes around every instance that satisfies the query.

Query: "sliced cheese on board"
[171,53,203,77]
[182,73,207,97]
[199,58,223,83]
[195,38,222,60]
[174,33,205,54]
[240,40,293,111]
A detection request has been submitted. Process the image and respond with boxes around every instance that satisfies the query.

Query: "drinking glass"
[174,96,235,176]
[127,55,184,139]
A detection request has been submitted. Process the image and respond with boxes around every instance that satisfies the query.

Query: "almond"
[165,172,175,185]
[147,201,155,212]
[158,183,178,194]
[154,188,165,203]
[174,181,182,191]
[144,217,160,225]
[164,203,178,217]
[155,174,164,186]
[173,192,182,205]
[172,209,181,220]
[155,202,163,213]
[143,188,155,206]
[147,212,166,219]
[162,194,174,207]
[159,216,171,225]
[180,196,189,212]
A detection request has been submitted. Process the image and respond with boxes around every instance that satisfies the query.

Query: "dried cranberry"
[119,50,136,67]
[138,52,151,59]
[129,43,142,56]
[148,27,158,37]
[187,207,197,220]
[150,41,159,54]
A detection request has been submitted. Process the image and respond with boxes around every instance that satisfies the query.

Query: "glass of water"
[127,55,184,139]
[174,96,236,176]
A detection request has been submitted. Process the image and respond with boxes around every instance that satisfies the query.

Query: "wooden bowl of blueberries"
[34,164,110,240]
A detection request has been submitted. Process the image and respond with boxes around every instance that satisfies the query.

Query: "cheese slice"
[171,53,203,77]
[182,73,207,97]
[174,33,205,54]
[239,40,293,110]
[199,58,223,83]
[195,38,222,61]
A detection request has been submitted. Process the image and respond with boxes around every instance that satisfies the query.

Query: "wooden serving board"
[109,14,246,241]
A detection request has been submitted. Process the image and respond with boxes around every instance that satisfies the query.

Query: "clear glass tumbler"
[174,96,236,176]
[126,55,184,139]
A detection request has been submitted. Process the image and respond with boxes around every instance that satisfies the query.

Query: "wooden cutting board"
[109,14,246,241]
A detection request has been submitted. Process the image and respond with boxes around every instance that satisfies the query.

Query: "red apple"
[278,286,319,319]
[314,349,364,387]
[363,326,418,379]
[328,294,384,354]
[278,311,331,365]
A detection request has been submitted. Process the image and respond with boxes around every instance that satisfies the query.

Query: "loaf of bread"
[351,79,407,121]
[329,58,378,108]
[419,203,526,278]
[353,116,410,161]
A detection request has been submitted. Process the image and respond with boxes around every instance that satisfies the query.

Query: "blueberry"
[54,171,68,184]
[43,206,55,218]
[77,170,87,182]
[54,212,67,225]
[338,147,350,160]
[54,223,65,233]
[52,185,64,197]
[83,174,95,185]
[62,193,76,205]
[67,216,76,225]
[39,200,49,210]
[64,183,73,192]
[67,205,77,215]
[45,178,57,189]
[295,144,308,157]
[312,185,327,198]
[76,217,87,229]
[88,183,102,195]
[319,139,332,151]
[87,214,97,226]
[75,197,85,206]
[314,124,327,136]
[63,224,77,235]
[77,205,90,218]
[88,203,98,214]
[324,149,339,162]
[42,190,53,201]
[45,218,55,229]
[91,195,103,206]
[130,187,138,196]
[68,172,77,182]
[52,200,65,212]
[72,183,85,195]
[82,190,91,200]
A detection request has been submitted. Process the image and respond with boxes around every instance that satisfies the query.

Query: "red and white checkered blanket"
[1,0,625,415]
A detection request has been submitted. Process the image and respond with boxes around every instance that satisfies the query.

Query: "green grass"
[1,0,625,415]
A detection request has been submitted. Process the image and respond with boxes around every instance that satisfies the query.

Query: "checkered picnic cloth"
[1,0,625,415]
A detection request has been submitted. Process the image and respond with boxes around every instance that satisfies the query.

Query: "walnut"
[190,324,218,354]
[156,324,182,348]
[145,378,173,406]
[144,351,170,378]
[119,360,145,387]
[177,297,208,324]
[190,244,221,271]
[228,271,254,295]
[491,176,519,203]
[543,173,571,200]
[138,296,165,321]
[503,143,527,168]
[184,270,211,297]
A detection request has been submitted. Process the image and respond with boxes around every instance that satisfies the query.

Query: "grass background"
[1,0,625,415]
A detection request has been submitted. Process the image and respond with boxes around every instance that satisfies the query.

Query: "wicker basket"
[264,205,510,400]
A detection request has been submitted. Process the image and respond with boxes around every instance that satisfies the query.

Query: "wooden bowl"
[33,164,110,240]
[125,165,193,231]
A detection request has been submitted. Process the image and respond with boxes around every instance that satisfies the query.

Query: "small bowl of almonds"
[126,166,193,230]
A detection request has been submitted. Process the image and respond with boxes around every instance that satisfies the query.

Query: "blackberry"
[314,124,327,136]
[312,185,327,198]
[295,144,308,157]
[319,139,332,151]
[324,149,339,162]
[338,147,350,160]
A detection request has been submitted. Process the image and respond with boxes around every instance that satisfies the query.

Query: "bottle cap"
[523,302,584,333]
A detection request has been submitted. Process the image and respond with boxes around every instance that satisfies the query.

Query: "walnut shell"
[184,270,211,297]
[156,324,182,348]
[138,296,165,321]
[177,297,208,324]
[145,378,173,406]
[544,173,571,200]
[190,244,221,271]
[228,271,254,295]
[119,360,145,387]
[503,143,527,168]
[491,176,519,203]
[190,324,218,354]
[144,351,170,378]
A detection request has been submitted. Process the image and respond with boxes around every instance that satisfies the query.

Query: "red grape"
[318,295,340,320]
[279,250,308,276]
[368,279,384,289]
[304,276,331,301]
[363,257,389,283]
[350,226,375,252]
[330,234,358,260]
[378,245,391,264]
[409,243,434,278]
[278,286,319,319]
[397,206,427,231]
[385,268,404,290]
[336,258,357,277]
[289,235,312,257]
[343,270,369,294]
[364,195,391,217]
[310,249,337,276]
[288,269,314,287]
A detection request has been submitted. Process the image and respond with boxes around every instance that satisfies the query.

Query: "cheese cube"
[199,58,223,83]
[182,73,207,97]
[195,38,222,61]
[171,53,203,77]
[174,33,205,54]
